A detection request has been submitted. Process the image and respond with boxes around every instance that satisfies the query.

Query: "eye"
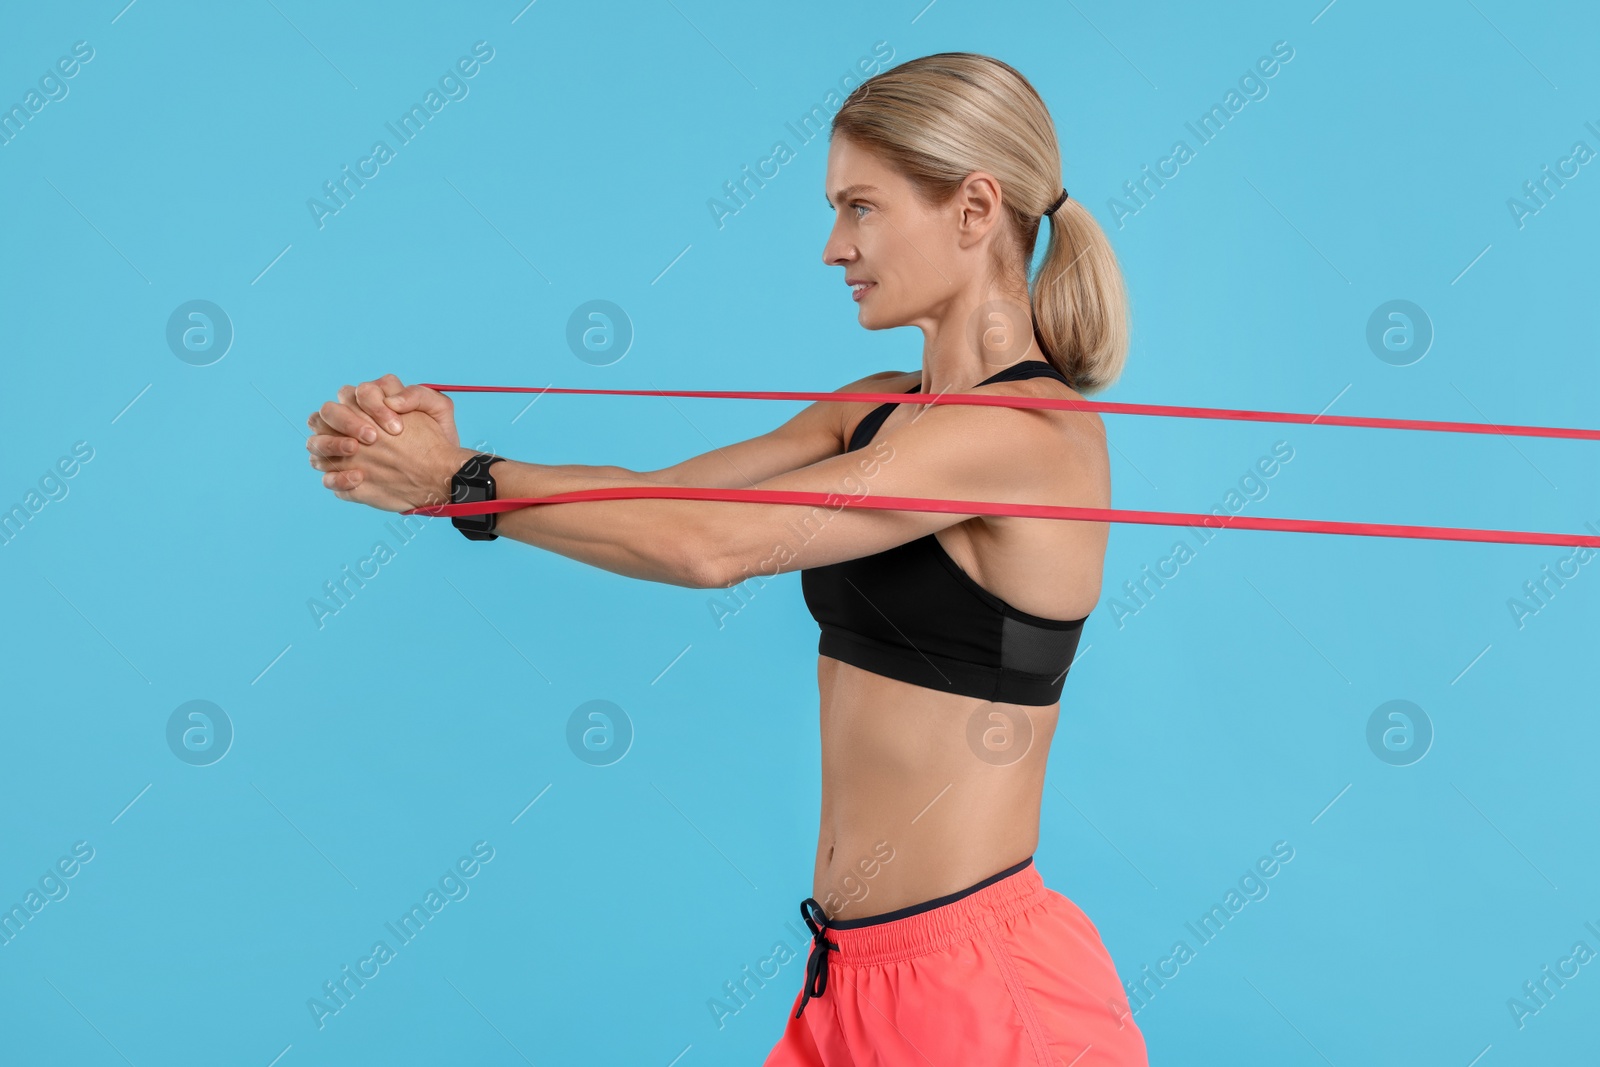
[852,203,870,219]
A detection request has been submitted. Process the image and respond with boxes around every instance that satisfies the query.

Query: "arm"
[444,370,919,586]
[640,369,913,488]
[477,391,1078,592]
[314,371,1079,594]
[311,369,907,491]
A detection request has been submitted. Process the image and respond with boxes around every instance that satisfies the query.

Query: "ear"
[953,171,1006,246]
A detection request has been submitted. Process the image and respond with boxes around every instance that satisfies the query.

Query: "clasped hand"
[305,374,473,513]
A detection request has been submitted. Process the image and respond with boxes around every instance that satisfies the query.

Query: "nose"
[822,217,855,269]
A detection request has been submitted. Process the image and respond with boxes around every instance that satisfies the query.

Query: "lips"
[850,282,875,301]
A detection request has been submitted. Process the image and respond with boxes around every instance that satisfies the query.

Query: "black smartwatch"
[450,453,507,541]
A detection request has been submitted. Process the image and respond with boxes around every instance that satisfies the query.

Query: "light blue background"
[2,1,1596,1064]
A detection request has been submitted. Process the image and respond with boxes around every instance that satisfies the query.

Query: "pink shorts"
[763,856,1148,1066]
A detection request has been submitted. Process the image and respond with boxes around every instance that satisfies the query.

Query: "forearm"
[483,459,711,588]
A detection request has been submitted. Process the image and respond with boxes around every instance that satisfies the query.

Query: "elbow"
[694,544,774,591]
[674,510,760,589]
[682,533,766,591]
[677,535,732,590]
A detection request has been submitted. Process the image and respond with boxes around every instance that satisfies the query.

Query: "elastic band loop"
[396,384,1600,548]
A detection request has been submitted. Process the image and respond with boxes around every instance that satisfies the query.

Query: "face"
[822,136,965,331]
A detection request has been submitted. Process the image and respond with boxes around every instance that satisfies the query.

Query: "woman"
[307,52,1146,1066]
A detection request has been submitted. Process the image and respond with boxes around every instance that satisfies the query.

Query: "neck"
[915,287,1041,395]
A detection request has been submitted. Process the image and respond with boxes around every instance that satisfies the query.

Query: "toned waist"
[812,830,1043,925]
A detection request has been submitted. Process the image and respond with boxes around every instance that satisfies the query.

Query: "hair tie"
[1042,188,1069,220]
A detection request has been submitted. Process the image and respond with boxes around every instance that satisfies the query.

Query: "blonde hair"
[831,52,1129,394]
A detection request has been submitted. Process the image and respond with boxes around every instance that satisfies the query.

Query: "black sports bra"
[799,359,1088,706]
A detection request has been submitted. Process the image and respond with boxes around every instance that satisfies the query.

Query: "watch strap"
[458,452,505,481]
[452,453,507,541]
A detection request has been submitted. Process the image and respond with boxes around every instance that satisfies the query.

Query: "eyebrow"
[826,183,882,208]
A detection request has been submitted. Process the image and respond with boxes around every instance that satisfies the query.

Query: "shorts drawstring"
[795,897,838,1018]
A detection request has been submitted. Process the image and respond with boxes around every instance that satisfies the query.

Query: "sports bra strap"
[846,360,1068,452]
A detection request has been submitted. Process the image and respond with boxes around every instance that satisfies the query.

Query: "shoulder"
[832,369,917,395]
[913,373,1109,507]
[968,370,1107,455]
[814,369,917,449]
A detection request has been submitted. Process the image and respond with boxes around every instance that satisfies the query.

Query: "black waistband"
[792,855,1035,1019]
[827,855,1035,929]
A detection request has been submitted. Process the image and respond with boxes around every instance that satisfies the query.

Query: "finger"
[322,467,364,491]
[307,411,338,437]
[383,384,454,419]
[356,379,404,435]
[319,397,380,444]
[343,377,404,403]
[308,450,355,471]
[305,411,365,448]
[307,433,359,458]
[335,384,380,439]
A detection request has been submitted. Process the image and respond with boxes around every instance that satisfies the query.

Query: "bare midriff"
[811,649,1060,922]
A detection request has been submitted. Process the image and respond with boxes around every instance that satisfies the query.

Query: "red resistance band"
[402,384,1600,550]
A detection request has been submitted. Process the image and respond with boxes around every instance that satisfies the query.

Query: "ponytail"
[1031,195,1129,394]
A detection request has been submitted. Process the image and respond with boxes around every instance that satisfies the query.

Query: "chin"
[855,303,894,330]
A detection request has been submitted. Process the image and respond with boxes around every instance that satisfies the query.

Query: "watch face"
[452,479,494,532]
